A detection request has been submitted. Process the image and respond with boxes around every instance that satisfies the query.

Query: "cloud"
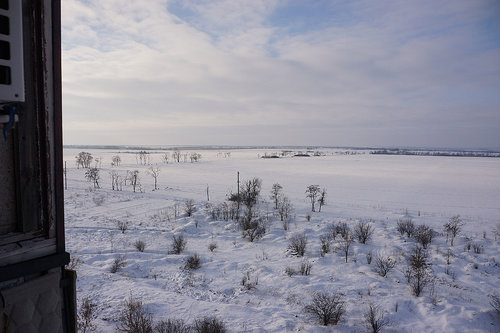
[61,0,500,148]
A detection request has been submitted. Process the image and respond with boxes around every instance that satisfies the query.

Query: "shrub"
[154,319,191,333]
[366,251,373,265]
[339,231,353,263]
[117,221,129,233]
[364,303,390,333]
[171,235,187,254]
[396,218,414,237]
[413,224,433,248]
[472,243,483,254]
[443,215,464,246]
[193,316,227,333]
[336,222,350,240]
[374,255,396,277]
[134,240,146,252]
[116,297,153,333]
[110,255,127,273]
[77,296,97,333]
[185,253,201,270]
[406,246,432,296]
[288,234,308,256]
[285,266,296,277]
[241,270,258,290]
[304,291,346,326]
[300,260,312,276]
[320,234,331,256]
[185,199,195,217]
[489,293,500,314]
[354,220,374,244]
[208,242,217,252]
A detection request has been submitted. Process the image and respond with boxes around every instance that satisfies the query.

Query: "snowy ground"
[64,147,500,332]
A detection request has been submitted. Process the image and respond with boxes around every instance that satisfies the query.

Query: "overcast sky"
[62,0,500,149]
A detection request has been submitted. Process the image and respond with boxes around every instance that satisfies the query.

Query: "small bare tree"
[130,170,141,193]
[304,291,346,326]
[413,224,433,249]
[172,150,181,163]
[374,255,396,277]
[162,152,169,164]
[184,199,195,217]
[277,196,293,222]
[111,155,121,167]
[364,303,390,333]
[116,297,153,333]
[171,234,187,254]
[340,231,353,263]
[354,220,374,244]
[444,215,464,246]
[288,233,308,256]
[85,168,100,189]
[270,183,283,210]
[147,166,161,190]
[77,296,98,333]
[406,246,432,296]
[317,188,327,212]
[306,185,320,212]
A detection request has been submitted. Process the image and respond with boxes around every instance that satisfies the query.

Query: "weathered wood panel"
[0,138,17,235]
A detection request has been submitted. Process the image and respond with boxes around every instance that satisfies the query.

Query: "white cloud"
[61,0,500,148]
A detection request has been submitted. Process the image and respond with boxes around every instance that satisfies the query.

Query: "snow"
[64,148,500,332]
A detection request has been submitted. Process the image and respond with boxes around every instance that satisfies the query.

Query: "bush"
[208,242,217,252]
[366,251,373,265]
[171,235,187,254]
[304,291,346,326]
[406,246,432,296]
[241,270,258,290]
[300,260,312,276]
[117,297,153,333]
[110,255,127,273]
[134,240,146,252]
[117,221,129,233]
[444,215,463,246]
[413,224,433,248]
[396,218,414,237]
[77,296,97,333]
[336,222,350,240]
[185,199,195,217]
[374,255,396,277]
[285,266,296,277]
[185,253,201,270]
[288,234,308,256]
[354,220,374,244]
[154,319,190,333]
[193,316,227,333]
[320,234,331,256]
[489,293,500,314]
[242,219,266,242]
[364,303,390,333]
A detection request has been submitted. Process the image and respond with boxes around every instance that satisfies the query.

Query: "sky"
[61,0,500,149]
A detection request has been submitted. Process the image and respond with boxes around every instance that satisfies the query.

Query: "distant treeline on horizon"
[63,145,500,156]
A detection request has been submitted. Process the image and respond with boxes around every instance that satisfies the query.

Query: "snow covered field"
[63,147,500,332]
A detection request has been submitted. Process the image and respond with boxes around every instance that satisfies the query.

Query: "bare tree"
[184,199,195,217]
[288,233,307,256]
[111,155,121,167]
[270,183,283,210]
[162,152,169,164]
[413,224,434,248]
[172,150,181,163]
[374,255,396,277]
[304,291,346,326]
[306,185,321,212]
[354,220,374,244]
[406,246,432,296]
[75,151,93,169]
[339,231,353,263]
[147,166,161,190]
[364,303,390,333]
[317,188,327,212]
[130,170,141,193]
[190,152,202,162]
[77,296,98,333]
[444,215,464,246]
[277,196,293,222]
[116,297,153,333]
[110,171,123,191]
[85,168,100,188]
